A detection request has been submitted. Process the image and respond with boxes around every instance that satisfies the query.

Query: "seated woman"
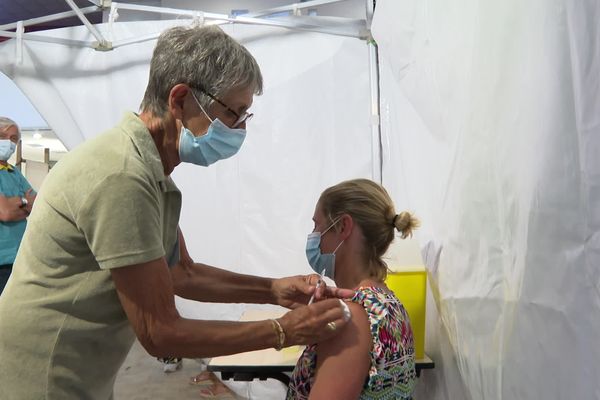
[287,178,418,400]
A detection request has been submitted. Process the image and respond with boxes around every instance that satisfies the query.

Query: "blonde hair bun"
[393,211,420,239]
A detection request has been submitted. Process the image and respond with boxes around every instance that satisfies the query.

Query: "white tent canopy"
[2,0,599,398]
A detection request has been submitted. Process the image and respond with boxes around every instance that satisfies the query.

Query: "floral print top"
[286,286,416,400]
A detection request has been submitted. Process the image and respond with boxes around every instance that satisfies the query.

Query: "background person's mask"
[0,140,16,161]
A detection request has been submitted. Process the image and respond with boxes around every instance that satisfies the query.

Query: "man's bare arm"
[111,258,350,358]
[0,194,28,222]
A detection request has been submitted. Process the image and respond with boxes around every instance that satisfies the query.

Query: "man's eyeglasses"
[193,86,253,128]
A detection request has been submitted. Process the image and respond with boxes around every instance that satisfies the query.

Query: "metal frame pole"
[111,2,365,39]
[0,6,100,32]
[0,30,93,48]
[63,0,111,49]
[245,0,348,18]
[366,0,382,184]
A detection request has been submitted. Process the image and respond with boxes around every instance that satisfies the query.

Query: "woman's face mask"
[178,92,246,167]
[305,217,344,279]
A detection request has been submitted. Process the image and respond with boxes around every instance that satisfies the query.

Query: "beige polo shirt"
[0,113,182,400]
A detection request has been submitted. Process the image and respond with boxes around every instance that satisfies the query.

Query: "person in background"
[0,117,36,295]
[287,178,418,400]
[0,25,352,400]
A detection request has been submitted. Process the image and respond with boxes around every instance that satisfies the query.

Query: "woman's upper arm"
[309,301,372,400]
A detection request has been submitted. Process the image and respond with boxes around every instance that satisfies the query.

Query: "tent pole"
[245,0,349,18]
[0,6,99,32]
[0,31,93,48]
[366,0,382,184]
[110,2,227,19]
[111,2,365,40]
[63,0,111,49]
[233,15,365,39]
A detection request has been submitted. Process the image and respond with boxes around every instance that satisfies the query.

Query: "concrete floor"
[114,340,288,400]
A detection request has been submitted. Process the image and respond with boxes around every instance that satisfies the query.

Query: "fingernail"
[339,299,351,321]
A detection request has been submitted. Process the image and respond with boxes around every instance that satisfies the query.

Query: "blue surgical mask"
[178,93,247,166]
[178,119,246,166]
[0,140,16,161]
[305,218,344,279]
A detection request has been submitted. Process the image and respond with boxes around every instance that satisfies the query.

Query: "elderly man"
[0,25,351,399]
[0,117,35,294]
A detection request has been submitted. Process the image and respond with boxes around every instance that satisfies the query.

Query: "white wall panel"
[373,0,600,399]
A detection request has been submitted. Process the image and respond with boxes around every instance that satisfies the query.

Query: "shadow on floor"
[115,340,288,399]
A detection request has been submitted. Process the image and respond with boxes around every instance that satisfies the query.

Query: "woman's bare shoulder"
[319,300,371,355]
[310,300,373,399]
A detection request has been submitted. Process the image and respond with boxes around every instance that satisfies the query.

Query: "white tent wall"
[373,0,600,399]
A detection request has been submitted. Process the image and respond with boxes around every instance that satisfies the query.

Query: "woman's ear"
[339,214,354,240]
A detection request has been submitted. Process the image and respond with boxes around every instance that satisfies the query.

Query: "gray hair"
[0,117,19,134]
[140,25,263,116]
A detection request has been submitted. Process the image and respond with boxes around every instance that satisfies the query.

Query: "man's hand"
[271,274,354,309]
[23,189,36,214]
[278,298,352,346]
[0,194,29,222]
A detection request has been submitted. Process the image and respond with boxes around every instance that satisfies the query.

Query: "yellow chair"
[385,266,427,359]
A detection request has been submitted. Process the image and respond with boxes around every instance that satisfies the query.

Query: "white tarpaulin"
[373,0,600,399]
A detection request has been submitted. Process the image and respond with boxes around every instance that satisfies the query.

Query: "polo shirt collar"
[119,112,173,190]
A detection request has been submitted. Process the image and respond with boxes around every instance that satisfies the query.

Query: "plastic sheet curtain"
[0,20,372,313]
[372,0,600,399]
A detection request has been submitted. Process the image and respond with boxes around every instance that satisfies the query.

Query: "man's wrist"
[267,278,278,305]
